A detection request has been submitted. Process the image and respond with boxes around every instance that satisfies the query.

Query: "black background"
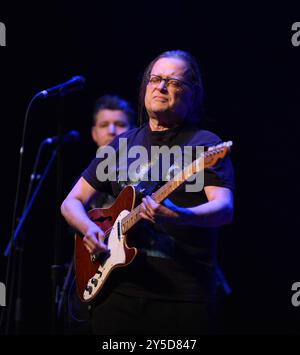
[0,0,300,334]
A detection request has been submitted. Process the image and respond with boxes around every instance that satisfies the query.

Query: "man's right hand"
[83,224,108,255]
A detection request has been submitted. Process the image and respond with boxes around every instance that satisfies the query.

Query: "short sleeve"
[190,129,235,191]
[204,156,235,190]
[81,133,124,194]
[81,157,113,194]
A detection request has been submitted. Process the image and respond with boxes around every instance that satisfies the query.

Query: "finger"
[142,198,155,217]
[96,231,105,243]
[83,236,95,250]
[97,231,108,248]
[83,240,92,254]
[84,235,103,253]
[141,201,153,217]
[147,208,155,218]
[142,198,148,209]
[146,195,158,209]
[145,198,160,216]
[140,211,154,222]
[139,212,155,223]
[144,203,154,218]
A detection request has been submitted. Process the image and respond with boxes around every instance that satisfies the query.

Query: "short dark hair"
[93,95,135,127]
[138,50,204,125]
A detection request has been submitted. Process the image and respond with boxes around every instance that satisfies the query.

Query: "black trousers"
[90,292,214,335]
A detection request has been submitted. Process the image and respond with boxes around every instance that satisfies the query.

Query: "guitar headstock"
[204,141,233,168]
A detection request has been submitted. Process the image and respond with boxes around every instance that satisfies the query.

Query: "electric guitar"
[75,141,232,302]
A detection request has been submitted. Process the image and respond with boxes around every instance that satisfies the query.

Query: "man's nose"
[158,79,168,91]
[108,124,116,134]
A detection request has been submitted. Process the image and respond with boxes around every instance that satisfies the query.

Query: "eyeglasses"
[148,74,192,89]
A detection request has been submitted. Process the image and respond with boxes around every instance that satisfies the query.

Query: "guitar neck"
[121,141,232,235]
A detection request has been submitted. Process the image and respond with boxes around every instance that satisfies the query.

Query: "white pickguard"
[83,209,130,301]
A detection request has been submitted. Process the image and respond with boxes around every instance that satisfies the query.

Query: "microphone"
[36,76,86,98]
[44,130,80,144]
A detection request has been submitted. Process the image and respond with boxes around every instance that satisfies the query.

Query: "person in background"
[64,95,135,333]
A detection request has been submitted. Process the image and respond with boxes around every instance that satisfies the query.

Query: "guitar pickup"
[91,278,98,287]
[85,285,93,294]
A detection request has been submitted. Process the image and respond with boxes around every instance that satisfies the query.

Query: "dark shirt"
[82,122,235,302]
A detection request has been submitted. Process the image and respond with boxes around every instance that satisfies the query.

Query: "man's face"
[145,57,194,123]
[92,109,130,147]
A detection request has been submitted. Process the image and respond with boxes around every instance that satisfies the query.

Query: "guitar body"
[75,185,137,302]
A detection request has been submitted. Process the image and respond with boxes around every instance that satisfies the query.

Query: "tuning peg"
[208,140,232,151]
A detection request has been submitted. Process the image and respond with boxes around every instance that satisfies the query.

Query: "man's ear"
[91,126,97,144]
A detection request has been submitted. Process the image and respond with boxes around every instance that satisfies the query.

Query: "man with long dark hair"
[61,50,234,334]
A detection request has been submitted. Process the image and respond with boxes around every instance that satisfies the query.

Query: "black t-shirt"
[82,122,235,302]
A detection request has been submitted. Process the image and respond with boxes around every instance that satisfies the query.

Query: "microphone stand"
[15,139,52,334]
[3,148,57,334]
[4,150,57,258]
